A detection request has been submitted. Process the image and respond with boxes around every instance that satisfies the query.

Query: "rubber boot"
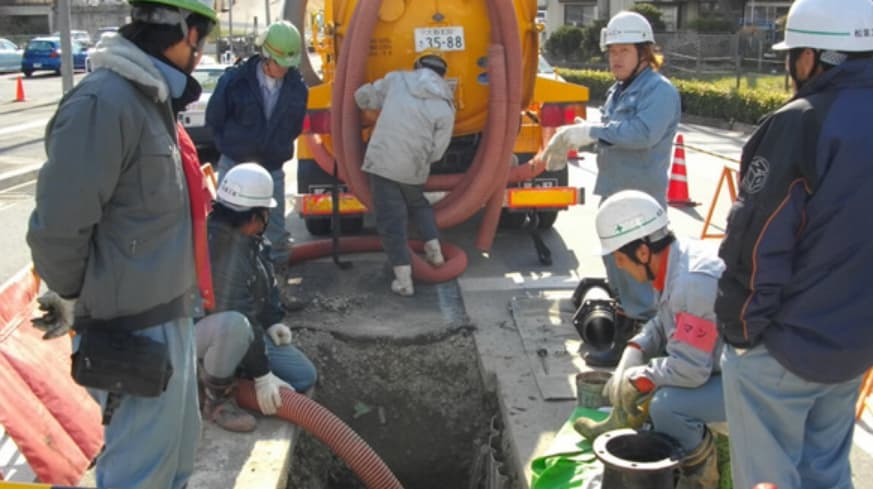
[423,239,445,267]
[572,400,648,441]
[676,428,719,489]
[584,313,643,367]
[201,373,257,433]
[391,265,414,296]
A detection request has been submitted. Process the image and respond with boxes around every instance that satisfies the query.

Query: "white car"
[179,61,232,152]
[0,38,23,73]
[538,54,565,82]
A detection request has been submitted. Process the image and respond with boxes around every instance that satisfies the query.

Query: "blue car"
[21,37,87,77]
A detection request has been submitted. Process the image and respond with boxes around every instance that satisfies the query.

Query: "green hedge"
[558,68,789,125]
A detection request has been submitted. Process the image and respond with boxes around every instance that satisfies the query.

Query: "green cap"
[130,0,218,24]
[260,21,302,68]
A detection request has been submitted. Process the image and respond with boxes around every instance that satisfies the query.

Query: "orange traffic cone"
[667,134,698,207]
[14,75,25,102]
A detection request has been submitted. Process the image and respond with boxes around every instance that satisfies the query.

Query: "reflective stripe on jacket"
[716,59,873,383]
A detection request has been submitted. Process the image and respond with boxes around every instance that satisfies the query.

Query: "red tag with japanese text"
[673,312,718,353]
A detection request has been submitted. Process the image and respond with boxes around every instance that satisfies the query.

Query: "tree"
[545,25,585,61]
[629,3,667,32]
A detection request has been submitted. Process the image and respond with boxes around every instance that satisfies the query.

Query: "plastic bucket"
[576,371,612,408]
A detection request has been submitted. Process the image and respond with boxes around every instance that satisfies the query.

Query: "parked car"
[179,61,232,157]
[537,54,564,82]
[21,37,88,77]
[53,30,92,48]
[0,38,23,73]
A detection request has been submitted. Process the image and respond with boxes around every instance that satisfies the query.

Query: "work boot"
[201,373,257,433]
[391,265,414,297]
[583,313,643,367]
[676,428,719,489]
[572,395,649,441]
[423,239,445,267]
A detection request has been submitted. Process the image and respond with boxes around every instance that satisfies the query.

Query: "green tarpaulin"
[529,407,608,489]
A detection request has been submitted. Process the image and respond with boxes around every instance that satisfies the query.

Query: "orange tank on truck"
[289,0,589,240]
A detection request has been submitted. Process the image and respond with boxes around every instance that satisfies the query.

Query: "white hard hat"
[217,163,277,211]
[596,190,669,255]
[772,0,873,52]
[600,11,654,52]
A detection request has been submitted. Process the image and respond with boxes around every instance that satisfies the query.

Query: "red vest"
[177,123,215,311]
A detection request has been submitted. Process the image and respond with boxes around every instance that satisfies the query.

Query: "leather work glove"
[31,290,77,340]
[266,322,293,346]
[254,372,294,415]
[618,365,655,417]
[603,345,645,407]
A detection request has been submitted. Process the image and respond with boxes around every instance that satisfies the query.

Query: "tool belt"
[71,321,174,399]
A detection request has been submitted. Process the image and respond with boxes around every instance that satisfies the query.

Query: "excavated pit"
[287,329,517,489]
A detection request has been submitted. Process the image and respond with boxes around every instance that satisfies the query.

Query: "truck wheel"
[498,210,526,229]
[305,217,331,236]
[537,211,559,229]
[340,216,364,234]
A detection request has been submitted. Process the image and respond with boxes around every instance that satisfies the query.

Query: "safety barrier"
[681,143,741,240]
[0,482,94,489]
[0,266,102,486]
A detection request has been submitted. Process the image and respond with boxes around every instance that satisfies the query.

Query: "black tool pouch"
[71,326,173,398]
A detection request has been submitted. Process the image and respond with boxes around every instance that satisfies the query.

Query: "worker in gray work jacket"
[575,190,725,489]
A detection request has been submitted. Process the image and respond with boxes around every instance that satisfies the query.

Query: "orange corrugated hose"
[298,0,536,282]
[236,380,404,489]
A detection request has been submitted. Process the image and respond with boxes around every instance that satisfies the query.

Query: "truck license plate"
[414,27,465,52]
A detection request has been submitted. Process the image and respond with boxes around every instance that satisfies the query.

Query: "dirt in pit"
[287,328,502,489]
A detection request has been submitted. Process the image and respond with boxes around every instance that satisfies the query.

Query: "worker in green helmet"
[27,0,217,488]
[206,20,309,282]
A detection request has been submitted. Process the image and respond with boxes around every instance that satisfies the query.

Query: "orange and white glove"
[603,345,645,407]
[266,322,293,346]
[254,372,294,415]
[619,366,655,417]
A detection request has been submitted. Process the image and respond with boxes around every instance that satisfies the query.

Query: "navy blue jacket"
[206,55,308,171]
[716,59,873,383]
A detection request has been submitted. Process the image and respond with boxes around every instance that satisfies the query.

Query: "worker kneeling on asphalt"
[574,190,725,489]
[196,163,317,432]
[353,54,456,296]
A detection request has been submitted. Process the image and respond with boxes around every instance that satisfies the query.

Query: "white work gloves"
[541,119,598,171]
[603,345,645,408]
[266,322,293,346]
[254,372,294,415]
[31,290,77,340]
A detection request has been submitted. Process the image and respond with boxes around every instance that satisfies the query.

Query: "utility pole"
[227,0,233,55]
[56,0,74,92]
[264,0,271,25]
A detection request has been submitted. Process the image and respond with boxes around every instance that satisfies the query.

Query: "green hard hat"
[130,0,218,24]
[260,21,302,68]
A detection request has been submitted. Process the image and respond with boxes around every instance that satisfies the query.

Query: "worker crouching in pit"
[196,163,317,432]
[574,190,725,489]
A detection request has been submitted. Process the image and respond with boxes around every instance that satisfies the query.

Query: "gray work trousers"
[368,173,439,267]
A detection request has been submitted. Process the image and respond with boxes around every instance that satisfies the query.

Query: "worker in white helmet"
[541,11,682,368]
[574,190,725,489]
[716,0,873,487]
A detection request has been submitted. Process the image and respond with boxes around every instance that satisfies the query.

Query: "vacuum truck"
[285,0,589,254]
